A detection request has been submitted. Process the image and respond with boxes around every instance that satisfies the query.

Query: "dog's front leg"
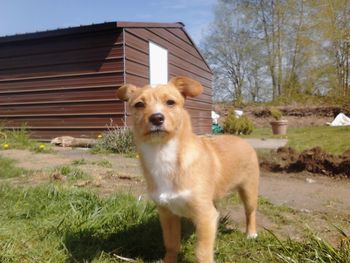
[158,206,181,263]
[193,205,219,263]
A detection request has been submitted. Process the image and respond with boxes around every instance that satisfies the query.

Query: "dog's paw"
[247,233,258,239]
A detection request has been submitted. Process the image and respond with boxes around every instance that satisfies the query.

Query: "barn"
[0,21,212,140]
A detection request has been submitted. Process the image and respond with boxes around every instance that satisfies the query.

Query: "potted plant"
[269,107,288,135]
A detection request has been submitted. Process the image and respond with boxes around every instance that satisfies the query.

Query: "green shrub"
[223,109,254,135]
[269,106,283,120]
[92,126,135,155]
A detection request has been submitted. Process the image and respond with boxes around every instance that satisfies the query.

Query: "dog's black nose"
[149,113,165,126]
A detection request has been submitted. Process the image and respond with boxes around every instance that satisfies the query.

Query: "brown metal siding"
[0,22,212,139]
[124,27,212,134]
[0,29,125,139]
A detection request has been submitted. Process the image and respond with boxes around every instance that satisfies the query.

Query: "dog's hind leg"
[238,182,258,238]
[158,207,181,263]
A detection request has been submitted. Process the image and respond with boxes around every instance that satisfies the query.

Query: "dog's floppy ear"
[116,84,137,101]
[169,76,203,98]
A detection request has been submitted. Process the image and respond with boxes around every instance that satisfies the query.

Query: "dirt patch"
[261,147,350,177]
[0,148,147,197]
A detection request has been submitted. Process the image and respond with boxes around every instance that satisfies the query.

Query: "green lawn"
[0,156,32,178]
[244,126,350,154]
[0,184,348,262]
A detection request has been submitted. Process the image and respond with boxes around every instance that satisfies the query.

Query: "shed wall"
[0,29,125,139]
[124,27,212,134]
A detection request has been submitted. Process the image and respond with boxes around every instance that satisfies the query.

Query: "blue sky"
[0,0,216,45]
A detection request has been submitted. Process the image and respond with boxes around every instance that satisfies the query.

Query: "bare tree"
[202,0,349,102]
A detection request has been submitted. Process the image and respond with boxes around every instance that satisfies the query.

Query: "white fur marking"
[247,233,258,239]
[153,103,163,115]
[140,139,191,217]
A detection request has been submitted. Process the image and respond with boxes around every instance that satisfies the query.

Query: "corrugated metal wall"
[124,27,212,134]
[0,22,212,139]
[0,28,125,139]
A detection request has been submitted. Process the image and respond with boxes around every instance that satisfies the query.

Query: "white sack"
[330,113,350,126]
[211,111,220,124]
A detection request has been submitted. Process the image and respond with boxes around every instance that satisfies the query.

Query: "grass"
[0,184,348,263]
[0,126,53,153]
[243,126,350,154]
[72,158,113,168]
[49,165,91,182]
[0,156,31,178]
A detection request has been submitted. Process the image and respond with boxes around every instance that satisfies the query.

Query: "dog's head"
[116,76,203,143]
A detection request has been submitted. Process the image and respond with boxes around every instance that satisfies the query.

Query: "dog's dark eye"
[134,101,145,108]
[166,100,176,106]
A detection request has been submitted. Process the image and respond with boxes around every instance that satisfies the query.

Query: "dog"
[116,76,259,263]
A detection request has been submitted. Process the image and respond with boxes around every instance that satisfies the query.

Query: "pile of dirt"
[260,147,350,177]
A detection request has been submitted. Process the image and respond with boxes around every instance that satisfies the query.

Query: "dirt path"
[1,148,349,243]
[260,172,350,214]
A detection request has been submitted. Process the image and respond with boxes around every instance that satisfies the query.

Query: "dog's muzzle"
[149,113,165,127]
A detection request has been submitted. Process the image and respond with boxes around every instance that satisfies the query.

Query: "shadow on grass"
[63,216,197,262]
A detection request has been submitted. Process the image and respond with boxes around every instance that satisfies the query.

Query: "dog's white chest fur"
[140,139,191,217]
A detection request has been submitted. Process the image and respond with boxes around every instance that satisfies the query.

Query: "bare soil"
[0,147,349,244]
[260,146,350,177]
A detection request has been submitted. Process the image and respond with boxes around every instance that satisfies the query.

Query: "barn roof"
[0,22,187,43]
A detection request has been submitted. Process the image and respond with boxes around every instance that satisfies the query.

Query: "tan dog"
[116,76,259,263]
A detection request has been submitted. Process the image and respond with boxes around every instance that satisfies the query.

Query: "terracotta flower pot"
[270,120,288,135]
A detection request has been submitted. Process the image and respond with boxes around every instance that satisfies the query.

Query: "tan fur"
[116,76,260,263]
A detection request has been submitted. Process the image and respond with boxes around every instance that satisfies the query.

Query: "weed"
[50,165,90,182]
[92,159,113,168]
[0,125,53,153]
[92,126,136,155]
[71,158,88,166]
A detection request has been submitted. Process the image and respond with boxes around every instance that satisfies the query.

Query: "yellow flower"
[97,134,102,139]
[2,143,9,149]
[39,144,45,149]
